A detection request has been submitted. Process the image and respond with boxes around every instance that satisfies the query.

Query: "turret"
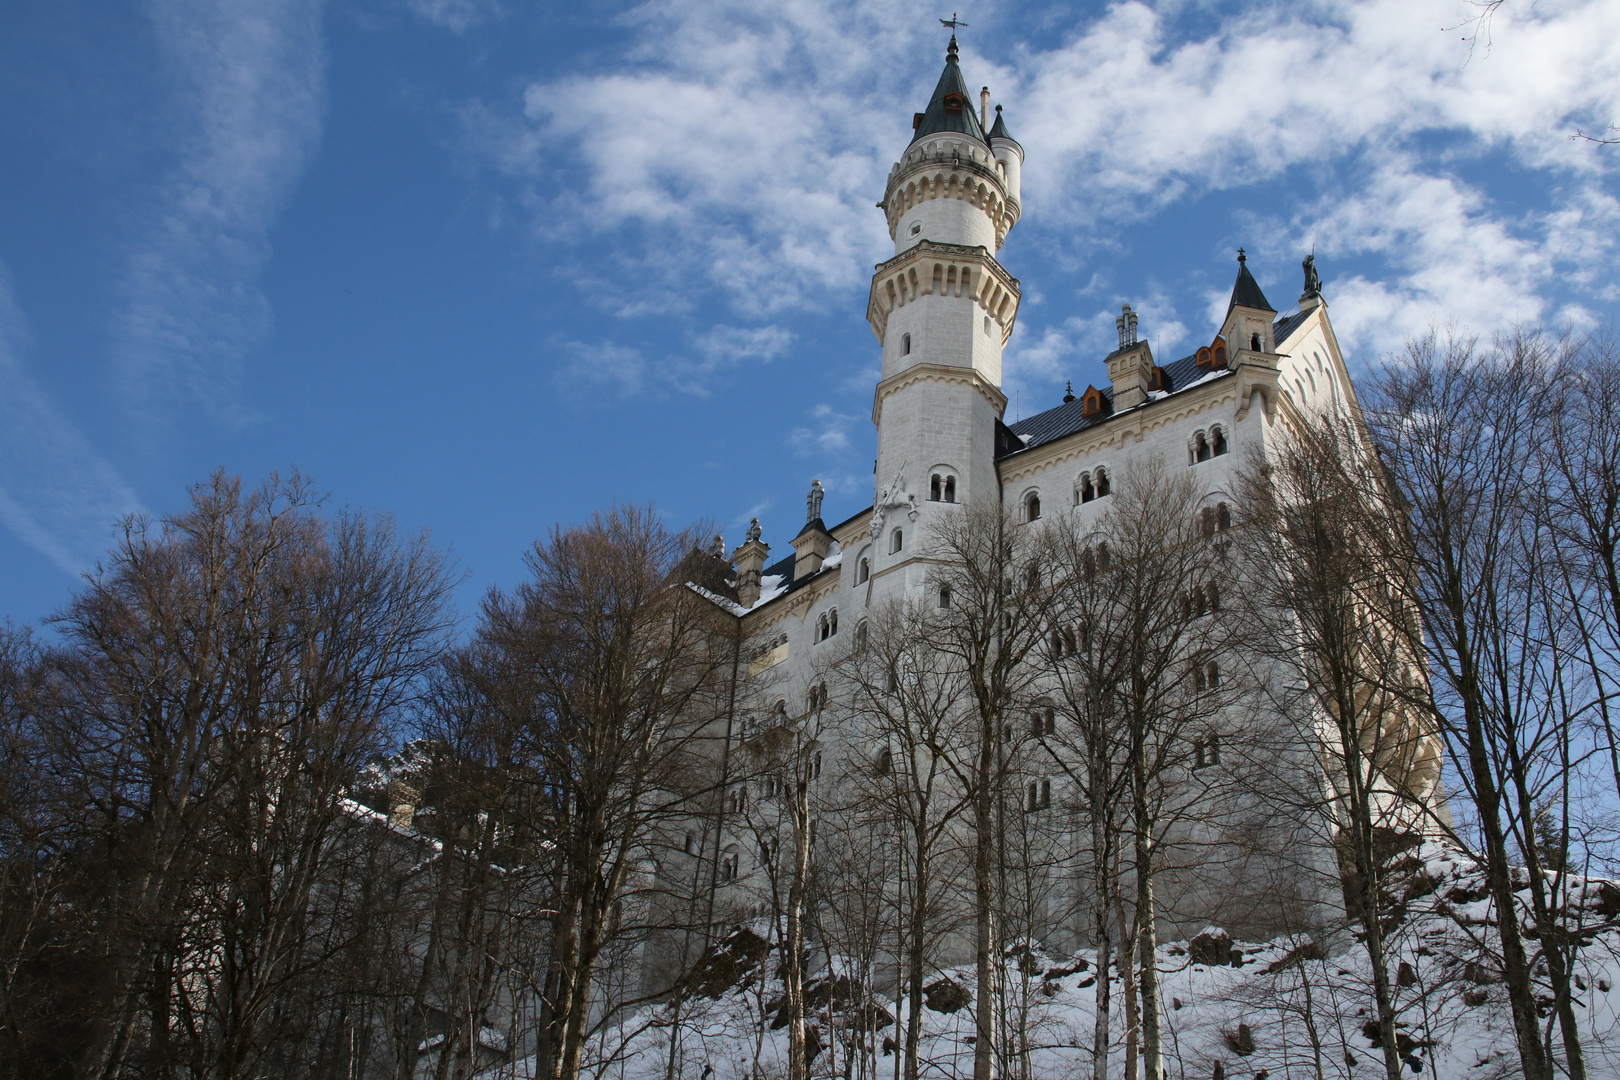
[988,104,1022,211]
[791,481,833,580]
[731,518,769,608]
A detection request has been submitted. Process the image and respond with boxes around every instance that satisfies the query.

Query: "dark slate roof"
[1272,308,1311,345]
[793,516,830,540]
[988,105,1014,142]
[1227,256,1275,314]
[762,552,799,591]
[911,38,990,145]
[1003,311,1305,456]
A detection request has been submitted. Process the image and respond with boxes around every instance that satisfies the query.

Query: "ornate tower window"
[890,528,904,554]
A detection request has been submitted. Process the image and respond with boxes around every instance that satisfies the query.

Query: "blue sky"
[2,0,1617,631]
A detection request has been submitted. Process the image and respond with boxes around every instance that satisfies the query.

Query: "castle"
[664,36,1432,964]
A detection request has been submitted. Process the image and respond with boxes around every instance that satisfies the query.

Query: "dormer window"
[1082,385,1109,419]
[943,93,965,111]
[1148,365,1171,392]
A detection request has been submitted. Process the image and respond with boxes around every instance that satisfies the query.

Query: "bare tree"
[924,504,1064,1080]
[481,505,734,1080]
[1369,330,1588,1080]
[842,599,973,1080]
[1237,407,1443,1080]
[1039,460,1241,1080]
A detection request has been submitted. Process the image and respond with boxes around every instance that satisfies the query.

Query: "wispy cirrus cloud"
[0,265,140,576]
[114,0,327,429]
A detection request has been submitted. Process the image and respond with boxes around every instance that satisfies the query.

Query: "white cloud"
[114,0,327,428]
[485,0,1620,388]
[0,265,141,576]
[407,0,500,34]
[559,340,648,397]
[791,403,857,456]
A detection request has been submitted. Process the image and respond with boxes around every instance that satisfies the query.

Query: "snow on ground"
[481,845,1620,1079]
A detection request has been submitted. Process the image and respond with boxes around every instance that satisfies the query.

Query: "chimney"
[980,86,990,131]
[1105,304,1154,410]
[732,518,770,608]
[791,480,833,581]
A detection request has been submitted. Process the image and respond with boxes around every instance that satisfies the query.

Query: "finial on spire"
[1063,380,1076,404]
[807,479,825,523]
[1237,247,1247,264]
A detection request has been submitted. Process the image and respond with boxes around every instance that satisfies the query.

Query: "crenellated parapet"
[881,141,1019,249]
[865,239,1021,346]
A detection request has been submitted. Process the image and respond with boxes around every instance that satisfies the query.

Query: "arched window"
[938,584,952,609]
[1096,542,1111,570]
[720,845,740,882]
[684,832,699,856]
[876,748,893,776]
[1026,779,1051,811]
[1031,707,1055,735]
[1096,468,1110,497]
[1200,508,1217,538]
[890,528,903,554]
[930,474,943,501]
[902,332,912,355]
[854,621,868,650]
[812,751,823,779]
[1217,502,1232,531]
[944,475,956,502]
[1206,661,1221,689]
[828,609,838,636]
[1212,427,1228,456]
[1250,331,1262,351]
[816,613,828,641]
[727,787,747,815]
[1194,432,1211,463]
[1025,492,1041,522]
[1079,474,1095,504]
[1207,581,1220,612]
[857,556,870,584]
[1191,664,1207,692]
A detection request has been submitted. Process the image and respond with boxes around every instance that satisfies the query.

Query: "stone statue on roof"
[1302,252,1322,300]
[807,480,825,523]
[746,517,762,544]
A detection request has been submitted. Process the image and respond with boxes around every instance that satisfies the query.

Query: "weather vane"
[940,13,968,29]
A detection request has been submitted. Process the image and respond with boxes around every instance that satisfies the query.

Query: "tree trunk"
[1089,778,1113,1080]
[785,778,812,1080]
[972,747,998,1080]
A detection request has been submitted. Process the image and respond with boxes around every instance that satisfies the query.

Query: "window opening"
[876,748,893,776]
[1025,493,1041,522]
[684,832,698,856]
[902,333,911,355]
[930,474,943,501]
[1195,432,1210,463]
[1206,661,1220,689]
[1212,427,1228,456]
[857,557,870,584]
[1217,503,1231,531]
[829,609,838,636]
[938,584,952,609]
[1250,332,1262,351]
[1096,468,1110,497]
[1080,474,1095,504]
[944,475,956,502]
[890,529,903,554]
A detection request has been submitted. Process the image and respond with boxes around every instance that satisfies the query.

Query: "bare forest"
[4,330,1620,1080]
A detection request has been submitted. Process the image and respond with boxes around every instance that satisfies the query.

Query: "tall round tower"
[864,36,1024,597]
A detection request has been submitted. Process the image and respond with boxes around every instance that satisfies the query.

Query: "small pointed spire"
[1226,248,1275,315]
[947,33,959,62]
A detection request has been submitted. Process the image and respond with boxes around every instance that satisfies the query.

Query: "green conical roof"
[910,37,989,145]
[988,104,1014,141]
[1226,249,1275,314]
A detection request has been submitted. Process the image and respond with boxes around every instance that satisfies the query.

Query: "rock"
[1224,1023,1255,1056]
[1191,929,1236,967]
[923,978,970,1014]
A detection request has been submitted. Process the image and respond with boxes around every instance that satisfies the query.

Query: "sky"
[1,0,1618,632]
